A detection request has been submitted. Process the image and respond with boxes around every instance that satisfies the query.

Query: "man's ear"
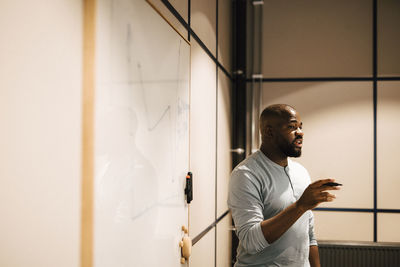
[266,125,274,138]
[264,125,273,138]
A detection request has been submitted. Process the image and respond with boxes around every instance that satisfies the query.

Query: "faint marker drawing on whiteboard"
[94,0,190,266]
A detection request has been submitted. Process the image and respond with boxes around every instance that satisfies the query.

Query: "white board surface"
[94,0,190,266]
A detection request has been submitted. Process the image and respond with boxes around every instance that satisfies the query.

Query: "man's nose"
[295,128,303,136]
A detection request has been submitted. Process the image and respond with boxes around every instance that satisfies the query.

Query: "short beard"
[281,144,302,158]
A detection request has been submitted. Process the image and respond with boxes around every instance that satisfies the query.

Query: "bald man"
[228,104,340,267]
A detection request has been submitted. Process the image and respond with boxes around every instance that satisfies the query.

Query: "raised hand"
[297,179,341,212]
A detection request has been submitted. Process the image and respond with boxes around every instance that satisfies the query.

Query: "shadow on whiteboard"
[93,0,190,265]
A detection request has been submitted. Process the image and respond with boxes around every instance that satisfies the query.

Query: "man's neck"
[260,143,288,167]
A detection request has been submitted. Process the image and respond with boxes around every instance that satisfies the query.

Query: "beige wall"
[378,0,400,76]
[255,0,400,243]
[376,81,400,241]
[261,0,372,78]
[377,81,400,210]
[190,39,217,238]
[187,0,233,265]
[0,1,82,266]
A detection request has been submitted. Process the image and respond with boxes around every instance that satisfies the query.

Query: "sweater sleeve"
[228,169,269,254]
[297,164,318,247]
[308,211,318,246]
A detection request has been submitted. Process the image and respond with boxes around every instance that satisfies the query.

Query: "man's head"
[260,104,303,158]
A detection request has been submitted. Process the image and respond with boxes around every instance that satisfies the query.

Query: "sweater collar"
[257,150,292,171]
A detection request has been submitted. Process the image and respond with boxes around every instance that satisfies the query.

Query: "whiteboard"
[94,0,190,266]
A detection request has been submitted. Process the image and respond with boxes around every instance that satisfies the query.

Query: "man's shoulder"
[230,151,273,186]
[232,151,265,174]
[229,152,267,193]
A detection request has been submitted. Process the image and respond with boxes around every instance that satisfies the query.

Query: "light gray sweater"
[228,150,317,267]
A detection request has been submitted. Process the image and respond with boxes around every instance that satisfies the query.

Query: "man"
[228,104,340,267]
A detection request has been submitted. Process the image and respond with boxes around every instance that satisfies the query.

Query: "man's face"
[274,110,304,158]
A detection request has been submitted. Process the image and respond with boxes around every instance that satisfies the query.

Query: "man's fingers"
[300,179,340,210]
[325,196,336,202]
[310,179,335,188]
[321,186,341,191]
[318,192,336,202]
